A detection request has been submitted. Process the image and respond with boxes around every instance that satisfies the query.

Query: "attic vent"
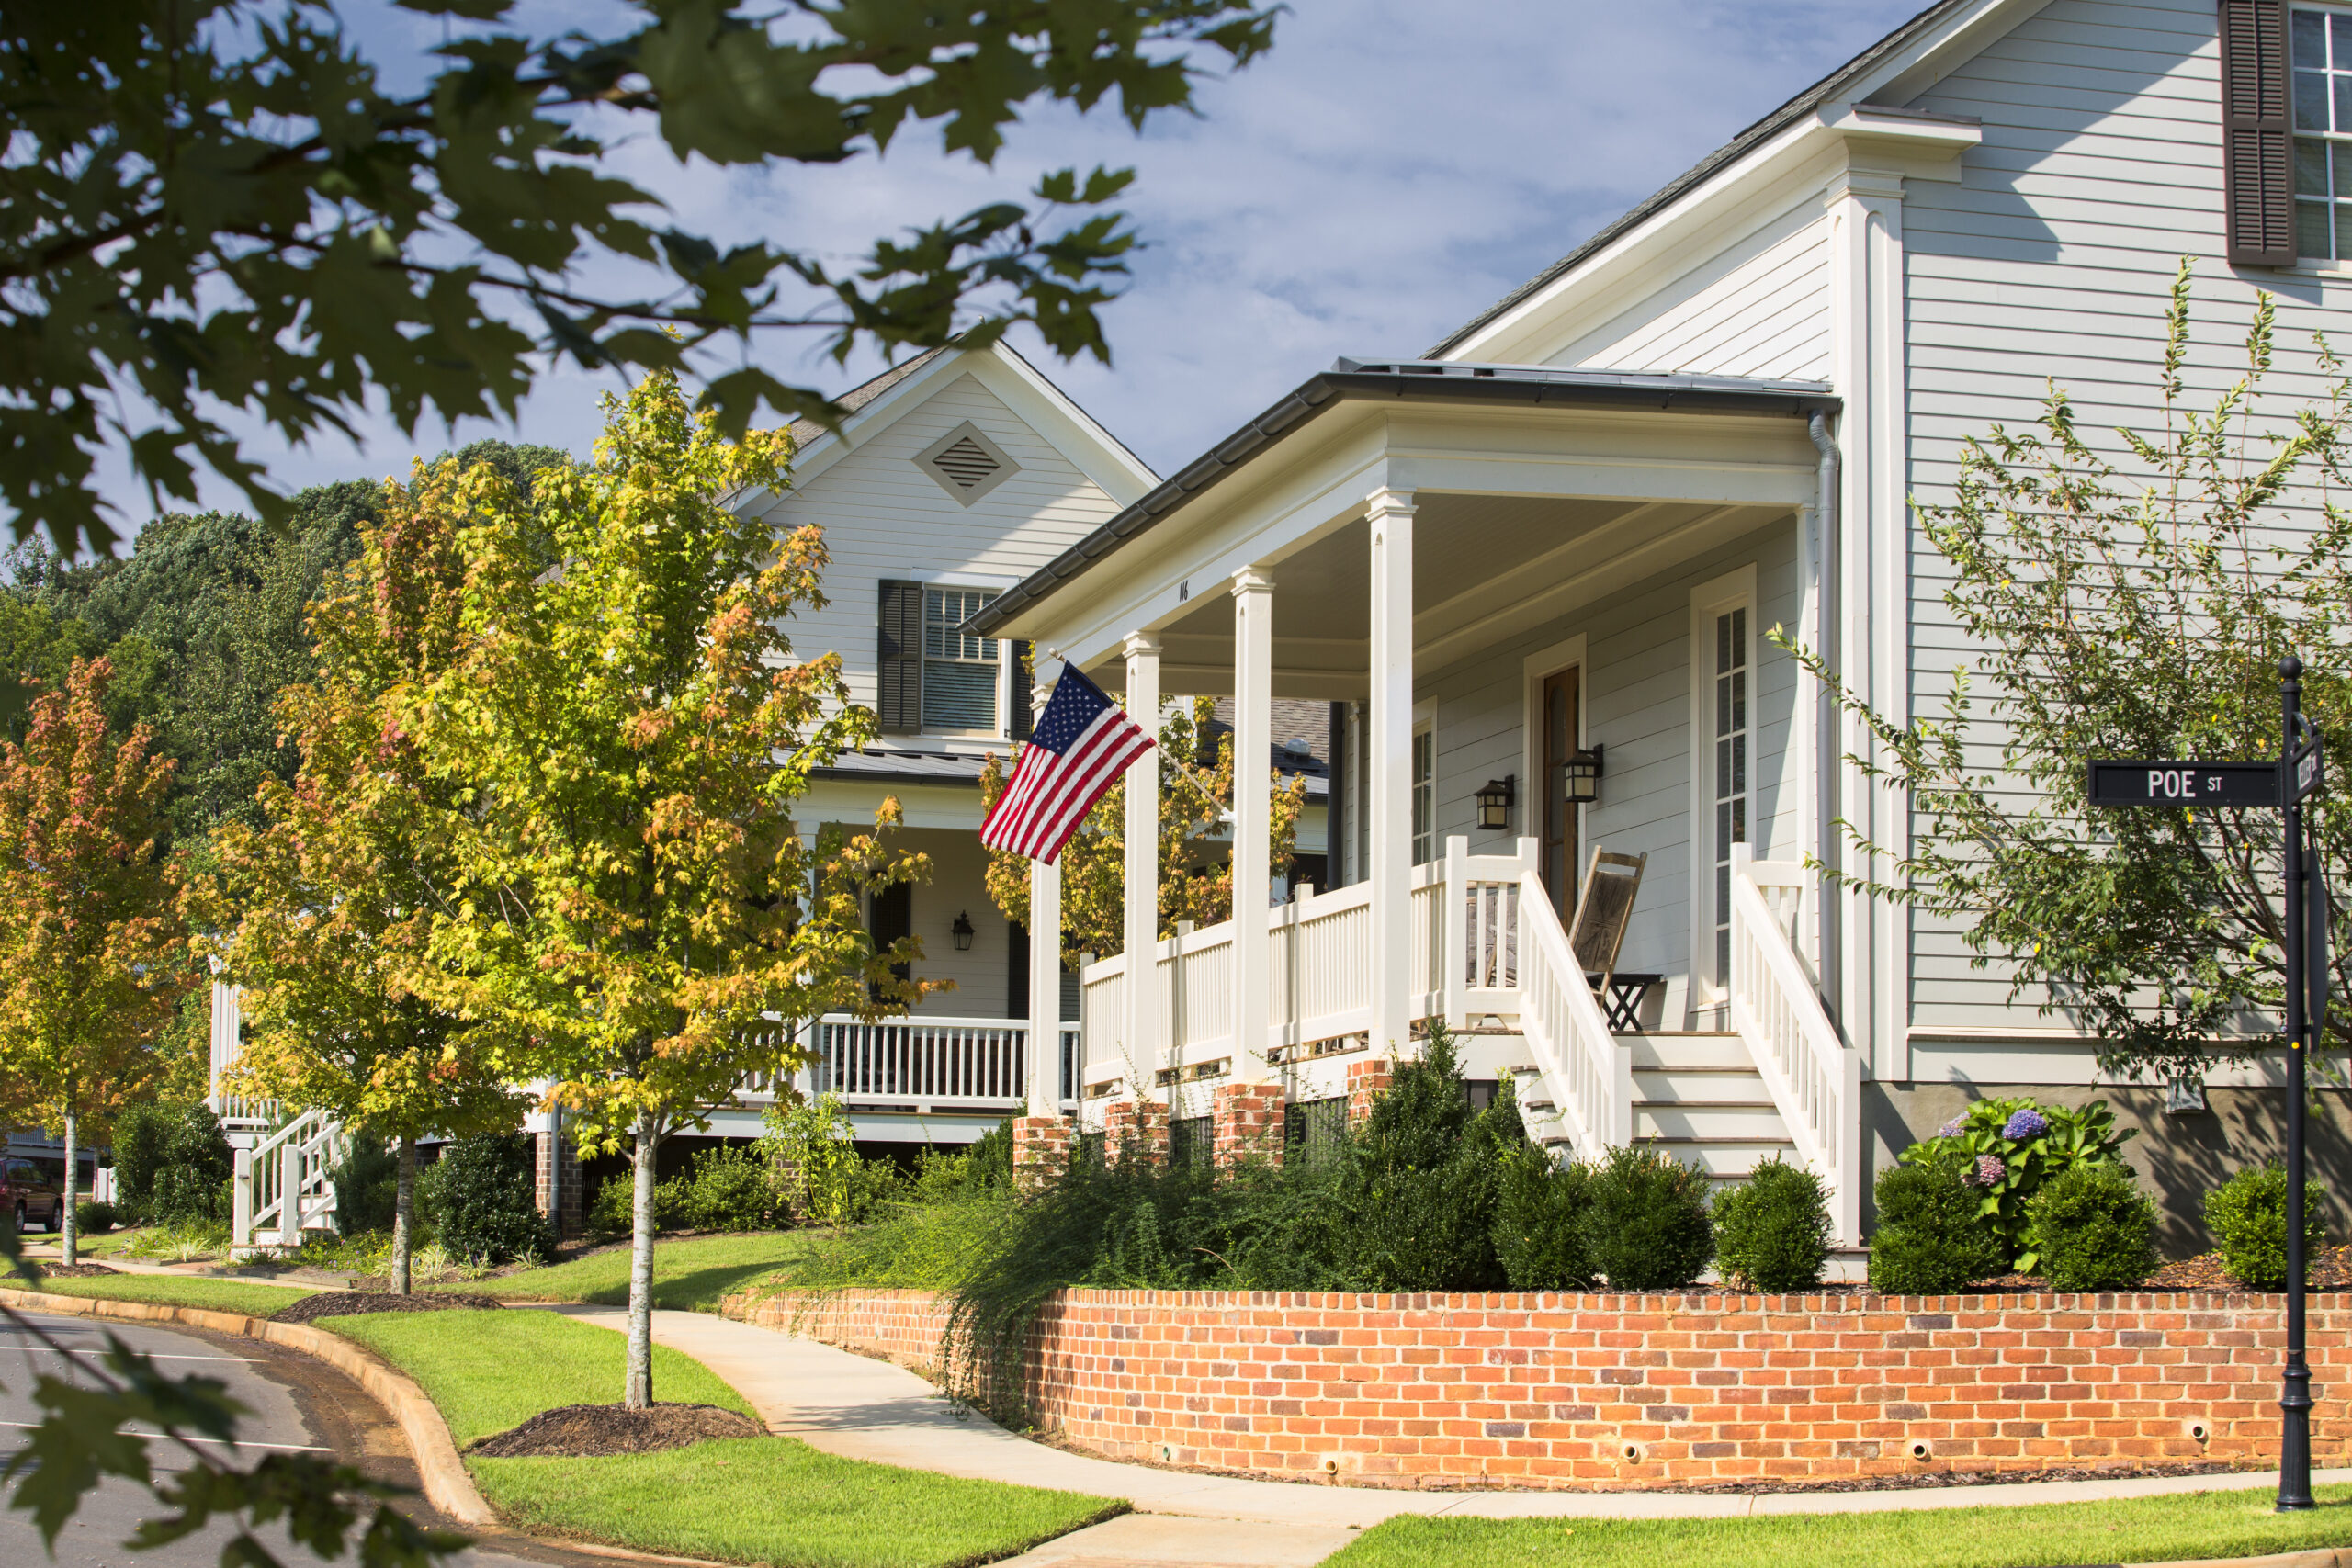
[914,421,1019,505]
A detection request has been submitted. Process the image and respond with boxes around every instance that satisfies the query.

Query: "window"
[922,586,1000,733]
[1710,604,1750,990]
[2294,7,2352,260]
[1411,722,1436,865]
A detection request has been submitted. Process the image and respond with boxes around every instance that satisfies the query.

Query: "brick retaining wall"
[729,1286,2352,1489]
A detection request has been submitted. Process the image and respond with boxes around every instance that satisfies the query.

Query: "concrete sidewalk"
[545,1303,2352,1526]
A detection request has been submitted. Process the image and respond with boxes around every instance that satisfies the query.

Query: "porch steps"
[1628,1032,1796,1180]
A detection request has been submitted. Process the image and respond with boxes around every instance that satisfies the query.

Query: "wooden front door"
[1541,667,1580,919]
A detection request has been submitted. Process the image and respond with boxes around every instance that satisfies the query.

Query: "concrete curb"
[0,1285,496,1529]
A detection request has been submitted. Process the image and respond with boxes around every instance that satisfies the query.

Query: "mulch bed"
[1670,1461,2242,1495]
[271,1291,505,1324]
[468,1402,763,1458]
[29,1264,121,1279]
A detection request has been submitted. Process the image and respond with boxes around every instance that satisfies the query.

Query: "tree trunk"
[390,1136,415,1296]
[624,1111,659,1410]
[59,1111,77,1268]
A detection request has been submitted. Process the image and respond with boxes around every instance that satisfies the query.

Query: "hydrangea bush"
[1898,1097,2136,1273]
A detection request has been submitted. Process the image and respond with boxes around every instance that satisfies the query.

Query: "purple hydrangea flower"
[1965,1154,2005,1188]
[2002,1108,2049,1140]
[1936,1117,1965,1138]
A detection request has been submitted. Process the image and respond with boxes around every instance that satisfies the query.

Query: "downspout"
[1808,411,1843,1027]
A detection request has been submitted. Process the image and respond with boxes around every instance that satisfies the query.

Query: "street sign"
[2086,759,2279,807]
[2296,738,2325,802]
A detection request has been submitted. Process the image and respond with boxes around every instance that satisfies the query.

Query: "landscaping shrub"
[418,1133,550,1266]
[1897,1097,2134,1272]
[110,1103,232,1226]
[2026,1160,2158,1292]
[2206,1162,2328,1291]
[1712,1158,1832,1293]
[1337,1031,1521,1291]
[762,1093,868,1225]
[1491,1140,1591,1290]
[74,1201,114,1235]
[1581,1145,1713,1291]
[332,1134,400,1236]
[660,1144,776,1232]
[1868,1156,2006,1294]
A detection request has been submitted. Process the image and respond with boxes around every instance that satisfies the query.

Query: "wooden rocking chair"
[1566,847,1656,1032]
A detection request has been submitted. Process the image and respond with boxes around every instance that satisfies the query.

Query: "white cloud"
[88,0,1925,533]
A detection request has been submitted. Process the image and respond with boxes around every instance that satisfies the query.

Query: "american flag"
[981,665,1154,863]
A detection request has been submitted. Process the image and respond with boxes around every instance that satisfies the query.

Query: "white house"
[983,0,2352,1239]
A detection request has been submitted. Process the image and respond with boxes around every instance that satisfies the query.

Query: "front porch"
[977,361,1871,1240]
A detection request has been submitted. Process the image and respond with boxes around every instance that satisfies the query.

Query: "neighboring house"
[980,0,2347,1240]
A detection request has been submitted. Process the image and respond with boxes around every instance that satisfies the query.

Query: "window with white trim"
[1411,722,1436,866]
[2296,6,2352,260]
[1709,603,1750,990]
[922,586,1001,733]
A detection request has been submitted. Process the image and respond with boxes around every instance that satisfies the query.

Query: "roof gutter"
[969,359,1838,639]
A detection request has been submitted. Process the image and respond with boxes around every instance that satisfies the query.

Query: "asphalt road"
[0,1309,583,1568]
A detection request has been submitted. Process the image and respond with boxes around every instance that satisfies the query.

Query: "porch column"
[1121,635,1164,1084]
[1230,567,1274,1080]
[1365,488,1416,1054]
[1025,677,1064,1120]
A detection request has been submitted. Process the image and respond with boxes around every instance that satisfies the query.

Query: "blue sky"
[100,1,1928,534]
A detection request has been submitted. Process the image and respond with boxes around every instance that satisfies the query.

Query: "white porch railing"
[1726,845,1863,1243]
[232,1107,344,1253]
[733,1014,1081,1111]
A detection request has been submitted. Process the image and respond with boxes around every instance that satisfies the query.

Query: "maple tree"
[981,696,1306,968]
[187,464,534,1292]
[413,370,932,1407]
[0,658,184,1266]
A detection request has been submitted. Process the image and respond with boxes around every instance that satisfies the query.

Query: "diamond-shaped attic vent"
[915,422,1018,505]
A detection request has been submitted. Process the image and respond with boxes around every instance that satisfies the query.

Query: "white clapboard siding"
[1549,206,1831,383]
[770,371,1123,726]
[1898,0,2352,1033]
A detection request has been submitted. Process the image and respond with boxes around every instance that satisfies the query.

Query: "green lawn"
[447,1231,812,1312]
[318,1308,752,1446]
[322,1301,1121,1568]
[472,1438,1120,1568]
[1332,1485,2352,1568]
[6,1271,313,1318]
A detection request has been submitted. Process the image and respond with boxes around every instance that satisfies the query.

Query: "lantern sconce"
[1564,744,1605,806]
[1476,776,1515,833]
[951,911,977,952]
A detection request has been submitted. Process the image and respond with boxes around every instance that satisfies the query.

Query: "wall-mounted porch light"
[951,911,977,952]
[1564,744,1605,806]
[1476,776,1515,832]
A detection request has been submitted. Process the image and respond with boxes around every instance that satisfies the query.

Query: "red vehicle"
[2,1156,69,1233]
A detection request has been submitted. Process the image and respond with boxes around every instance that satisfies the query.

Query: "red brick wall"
[729,1286,2352,1489]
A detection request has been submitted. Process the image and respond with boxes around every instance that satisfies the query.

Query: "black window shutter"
[1325,700,1348,888]
[868,881,913,1001]
[1007,917,1029,1020]
[1011,640,1035,740]
[877,581,922,734]
[2221,0,2295,267]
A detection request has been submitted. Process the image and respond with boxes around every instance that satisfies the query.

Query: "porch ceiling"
[1147,493,1795,696]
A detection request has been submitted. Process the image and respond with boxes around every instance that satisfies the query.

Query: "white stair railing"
[1514,860,1630,1159]
[233,1108,345,1253]
[1726,844,1863,1243]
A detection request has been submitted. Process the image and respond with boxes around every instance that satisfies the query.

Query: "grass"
[1329,1484,2352,1568]
[448,1230,815,1312]
[317,1308,752,1446]
[7,1270,313,1318]
[472,1438,1121,1568]
[323,1300,1121,1568]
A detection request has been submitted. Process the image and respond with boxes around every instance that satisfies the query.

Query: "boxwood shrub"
[1713,1157,1832,1292]
[1869,1156,2005,1294]
[2205,1162,2327,1291]
[1582,1145,1713,1291]
[418,1133,550,1266]
[2025,1160,2157,1292]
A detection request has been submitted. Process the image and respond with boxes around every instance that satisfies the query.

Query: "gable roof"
[784,344,952,454]
[1428,0,1980,358]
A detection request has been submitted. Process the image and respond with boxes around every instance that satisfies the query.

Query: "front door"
[1541,667,1580,920]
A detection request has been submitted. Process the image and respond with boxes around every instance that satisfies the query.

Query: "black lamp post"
[951,911,977,952]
